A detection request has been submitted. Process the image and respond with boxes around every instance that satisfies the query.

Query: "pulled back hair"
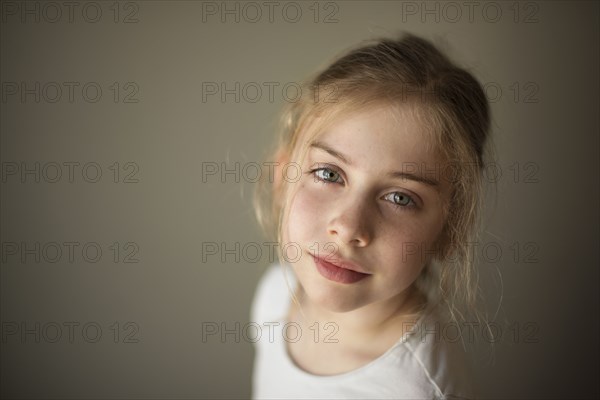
[254,32,493,328]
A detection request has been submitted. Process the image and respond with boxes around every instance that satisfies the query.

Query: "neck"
[291,284,427,348]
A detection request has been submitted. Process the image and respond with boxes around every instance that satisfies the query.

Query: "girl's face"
[281,103,450,313]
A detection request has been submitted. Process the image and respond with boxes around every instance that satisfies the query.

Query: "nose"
[326,195,374,247]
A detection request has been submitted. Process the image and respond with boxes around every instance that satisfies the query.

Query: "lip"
[310,254,371,284]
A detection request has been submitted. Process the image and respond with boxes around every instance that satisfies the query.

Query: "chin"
[304,279,369,313]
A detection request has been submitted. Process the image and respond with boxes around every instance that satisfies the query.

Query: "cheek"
[284,182,323,244]
[379,212,446,278]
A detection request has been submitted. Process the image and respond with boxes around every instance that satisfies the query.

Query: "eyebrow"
[310,141,353,165]
[309,140,441,188]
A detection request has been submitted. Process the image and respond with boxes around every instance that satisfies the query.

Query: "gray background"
[1,1,598,398]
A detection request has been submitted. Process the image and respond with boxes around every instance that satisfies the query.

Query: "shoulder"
[399,309,479,399]
[250,263,296,326]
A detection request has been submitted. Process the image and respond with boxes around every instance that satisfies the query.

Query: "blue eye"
[385,192,416,208]
[312,167,343,184]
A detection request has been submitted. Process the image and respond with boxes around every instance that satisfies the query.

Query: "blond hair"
[253,32,494,331]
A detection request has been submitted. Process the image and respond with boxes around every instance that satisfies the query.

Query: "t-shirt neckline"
[278,269,431,381]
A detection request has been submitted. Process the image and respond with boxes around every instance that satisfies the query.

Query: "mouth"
[310,254,371,284]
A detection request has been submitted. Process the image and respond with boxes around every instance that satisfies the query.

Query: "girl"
[251,32,491,399]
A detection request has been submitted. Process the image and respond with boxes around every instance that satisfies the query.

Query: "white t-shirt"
[250,263,477,400]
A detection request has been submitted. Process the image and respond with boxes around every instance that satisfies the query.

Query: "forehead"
[306,103,441,168]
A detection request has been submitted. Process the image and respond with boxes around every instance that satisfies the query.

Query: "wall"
[1,1,598,398]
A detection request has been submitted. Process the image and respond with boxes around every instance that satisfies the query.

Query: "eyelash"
[307,165,419,211]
